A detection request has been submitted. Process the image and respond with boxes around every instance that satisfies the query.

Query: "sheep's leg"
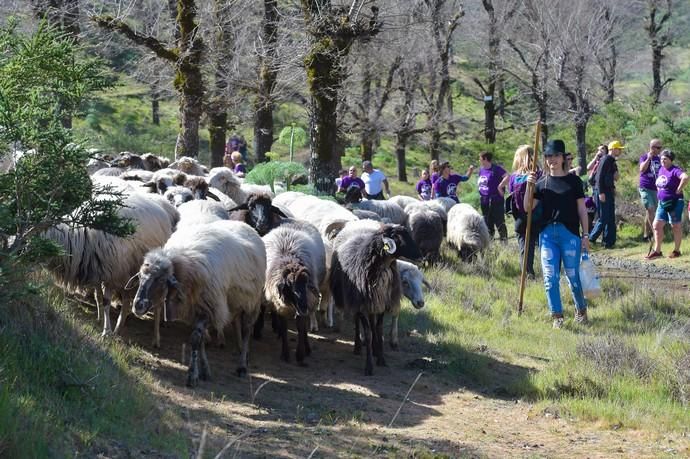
[359,313,374,376]
[186,316,207,387]
[353,318,362,355]
[389,313,399,350]
[253,305,265,340]
[152,303,161,349]
[113,291,130,335]
[295,315,309,366]
[101,286,112,336]
[277,314,290,362]
[327,298,335,329]
[375,313,387,367]
[94,287,104,321]
[309,311,319,333]
[233,317,243,352]
[271,310,279,335]
[215,328,226,348]
[237,311,255,377]
[199,334,211,381]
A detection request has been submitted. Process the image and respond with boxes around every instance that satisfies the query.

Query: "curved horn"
[270,205,288,218]
[422,279,432,291]
[206,190,221,201]
[124,273,139,290]
[227,203,249,213]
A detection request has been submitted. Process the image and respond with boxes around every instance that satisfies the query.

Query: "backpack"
[587,159,600,187]
[508,174,529,217]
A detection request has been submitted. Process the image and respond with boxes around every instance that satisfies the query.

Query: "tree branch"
[92,15,178,62]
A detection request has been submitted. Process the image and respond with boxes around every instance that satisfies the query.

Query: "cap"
[608,140,625,150]
[544,139,566,156]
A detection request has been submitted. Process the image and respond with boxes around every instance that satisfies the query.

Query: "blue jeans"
[589,190,616,247]
[540,223,587,315]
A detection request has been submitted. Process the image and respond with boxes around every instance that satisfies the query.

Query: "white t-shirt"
[362,169,386,195]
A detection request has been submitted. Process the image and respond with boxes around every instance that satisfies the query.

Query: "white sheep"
[176,200,229,229]
[274,192,358,238]
[132,221,266,386]
[44,191,179,343]
[446,203,491,261]
[262,220,327,364]
[168,156,208,176]
[349,200,408,226]
[391,260,429,349]
[388,195,419,210]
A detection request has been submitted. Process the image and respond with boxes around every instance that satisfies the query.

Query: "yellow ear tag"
[382,237,396,254]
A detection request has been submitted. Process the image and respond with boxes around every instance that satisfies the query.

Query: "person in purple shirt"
[639,139,663,242]
[477,151,508,241]
[230,151,246,177]
[432,161,474,202]
[645,150,689,260]
[416,169,433,200]
[429,159,441,184]
[338,165,365,193]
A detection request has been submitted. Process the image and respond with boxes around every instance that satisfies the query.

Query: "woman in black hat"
[525,139,590,329]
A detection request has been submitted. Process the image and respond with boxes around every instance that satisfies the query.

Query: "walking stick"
[518,120,542,316]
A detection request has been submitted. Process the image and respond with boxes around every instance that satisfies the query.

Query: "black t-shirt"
[534,173,585,237]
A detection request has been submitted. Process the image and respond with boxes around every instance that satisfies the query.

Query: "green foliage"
[0,21,129,292]
[245,160,308,193]
[278,125,308,148]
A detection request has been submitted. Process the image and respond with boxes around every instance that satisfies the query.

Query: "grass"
[0,282,188,457]
[397,239,690,432]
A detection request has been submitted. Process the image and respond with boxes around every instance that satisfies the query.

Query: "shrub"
[245,160,308,193]
[576,335,654,379]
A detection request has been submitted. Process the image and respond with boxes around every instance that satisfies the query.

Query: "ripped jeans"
[539,223,587,315]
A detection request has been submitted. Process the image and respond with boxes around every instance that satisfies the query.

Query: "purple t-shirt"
[431,172,440,184]
[656,165,684,201]
[478,164,507,198]
[416,179,433,200]
[433,174,468,202]
[639,153,661,190]
[340,176,365,191]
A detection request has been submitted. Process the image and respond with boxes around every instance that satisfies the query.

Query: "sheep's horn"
[228,203,249,213]
[422,279,431,290]
[124,273,139,290]
[270,205,288,218]
[206,190,221,201]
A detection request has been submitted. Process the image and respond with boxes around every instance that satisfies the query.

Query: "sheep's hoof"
[151,339,160,349]
[101,329,112,338]
[236,366,247,377]
[389,342,399,351]
[186,373,199,388]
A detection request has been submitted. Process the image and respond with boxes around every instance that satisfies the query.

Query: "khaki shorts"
[639,188,658,209]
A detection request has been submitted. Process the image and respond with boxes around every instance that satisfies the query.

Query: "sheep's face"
[177,157,195,173]
[382,225,421,262]
[344,185,362,203]
[132,254,175,318]
[399,267,428,310]
[188,179,209,200]
[164,187,193,207]
[247,194,274,235]
[278,266,314,317]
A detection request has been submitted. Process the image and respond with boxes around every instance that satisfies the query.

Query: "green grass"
[397,240,690,432]
[0,284,188,457]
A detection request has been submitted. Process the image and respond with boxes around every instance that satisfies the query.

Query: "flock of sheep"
[43,151,491,387]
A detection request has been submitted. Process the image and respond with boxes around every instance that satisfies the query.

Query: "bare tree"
[300,1,382,191]
[417,0,463,160]
[470,0,519,144]
[93,0,205,158]
[644,0,673,104]
[253,0,280,163]
[594,5,618,103]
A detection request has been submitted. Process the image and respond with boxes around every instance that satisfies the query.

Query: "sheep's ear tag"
[382,237,396,254]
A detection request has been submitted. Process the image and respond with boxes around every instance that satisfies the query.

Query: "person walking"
[477,151,508,241]
[589,140,624,248]
[433,161,474,202]
[361,160,390,200]
[524,139,590,329]
[429,159,441,184]
[503,145,541,278]
[416,169,433,201]
[639,139,663,242]
[645,149,689,260]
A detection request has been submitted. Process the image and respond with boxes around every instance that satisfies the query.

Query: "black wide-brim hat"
[544,139,566,155]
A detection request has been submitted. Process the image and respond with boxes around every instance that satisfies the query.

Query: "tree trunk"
[575,119,587,171]
[483,92,496,144]
[254,0,279,163]
[429,129,441,161]
[253,104,273,163]
[209,111,227,167]
[151,87,160,125]
[395,135,408,182]
[306,43,342,192]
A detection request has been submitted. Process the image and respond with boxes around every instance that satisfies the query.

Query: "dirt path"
[115,314,688,458]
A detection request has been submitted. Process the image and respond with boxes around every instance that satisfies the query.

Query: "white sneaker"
[552,317,564,329]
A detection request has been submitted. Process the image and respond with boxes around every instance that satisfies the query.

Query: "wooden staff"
[518,120,542,316]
